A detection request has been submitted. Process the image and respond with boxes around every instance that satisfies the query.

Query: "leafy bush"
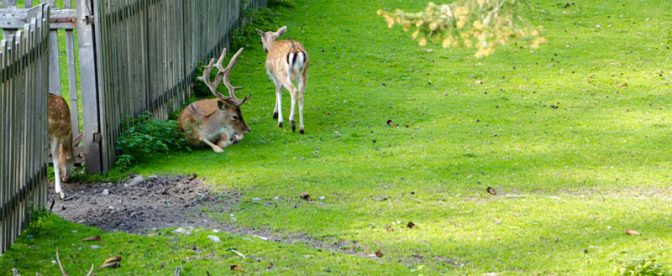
[191,63,213,99]
[115,112,190,169]
[615,255,668,276]
[268,0,294,8]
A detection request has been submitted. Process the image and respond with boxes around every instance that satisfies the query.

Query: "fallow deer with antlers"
[48,93,83,199]
[178,48,251,153]
[256,26,309,134]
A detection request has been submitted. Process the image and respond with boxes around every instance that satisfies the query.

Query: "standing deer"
[256,26,309,134]
[48,93,83,199]
[178,48,251,153]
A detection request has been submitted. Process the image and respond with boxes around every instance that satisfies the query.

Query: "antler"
[197,48,249,105]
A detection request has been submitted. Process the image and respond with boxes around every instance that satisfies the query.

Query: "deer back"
[266,40,309,77]
[48,93,73,149]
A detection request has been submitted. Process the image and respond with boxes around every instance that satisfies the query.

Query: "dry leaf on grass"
[375,250,384,258]
[81,236,101,242]
[407,221,416,229]
[100,256,121,268]
[300,192,311,201]
[486,187,497,196]
[385,225,394,232]
[231,264,244,271]
[624,229,641,236]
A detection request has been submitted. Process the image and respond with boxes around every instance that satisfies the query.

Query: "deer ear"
[276,26,287,37]
[73,132,84,147]
[255,29,264,37]
[218,99,234,110]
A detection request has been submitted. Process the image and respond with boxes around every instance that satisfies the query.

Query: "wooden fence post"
[78,0,104,173]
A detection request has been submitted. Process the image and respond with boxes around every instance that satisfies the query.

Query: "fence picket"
[0,4,49,254]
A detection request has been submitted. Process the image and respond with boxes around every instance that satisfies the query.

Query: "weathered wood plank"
[79,0,103,173]
[0,9,77,29]
[64,30,77,137]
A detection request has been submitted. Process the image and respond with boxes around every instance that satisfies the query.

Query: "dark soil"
[49,175,375,258]
[50,175,239,234]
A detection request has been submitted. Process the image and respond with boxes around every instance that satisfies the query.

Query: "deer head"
[256,26,287,53]
[197,48,251,136]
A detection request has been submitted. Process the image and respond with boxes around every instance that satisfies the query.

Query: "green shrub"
[615,255,668,276]
[191,63,215,99]
[268,0,294,8]
[115,112,190,169]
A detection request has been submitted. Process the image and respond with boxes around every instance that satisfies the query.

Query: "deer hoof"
[213,147,224,153]
[58,192,65,200]
[278,122,283,128]
[273,112,278,119]
[291,121,296,132]
[300,128,305,134]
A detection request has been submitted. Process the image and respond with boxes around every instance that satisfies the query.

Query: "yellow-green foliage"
[378,0,546,57]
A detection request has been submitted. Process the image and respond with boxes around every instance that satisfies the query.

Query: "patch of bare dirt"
[50,175,239,234]
[49,175,375,256]
[47,175,410,260]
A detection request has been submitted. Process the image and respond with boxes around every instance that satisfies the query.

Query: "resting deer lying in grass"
[256,26,309,134]
[48,93,83,199]
[178,48,251,153]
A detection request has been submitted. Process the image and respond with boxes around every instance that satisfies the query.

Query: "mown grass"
[3,0,672,274]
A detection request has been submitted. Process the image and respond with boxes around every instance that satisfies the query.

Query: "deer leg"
[281,79,298,132]
[272,78,280,119]
[217,133,233,149]
[199,135,224,153]
[298,72,307,134]
[289,89,297,133]
[275,81,284,127]
[50,138,64,199]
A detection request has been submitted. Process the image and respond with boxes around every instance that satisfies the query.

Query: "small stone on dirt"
[207,235,221,243]
[101,189,109,195]
[374,195,389,201]
[173,227,192,235]
[127,175,145,187]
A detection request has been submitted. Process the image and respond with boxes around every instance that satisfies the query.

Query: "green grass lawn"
[3,0,672,274]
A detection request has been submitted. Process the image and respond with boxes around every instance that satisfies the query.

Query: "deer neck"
[62,132,75,157]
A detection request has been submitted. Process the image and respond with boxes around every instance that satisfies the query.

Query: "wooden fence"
[0,0,267,253]
[93,0,268,171]
[0,4,50,254]
[1,0,267,173]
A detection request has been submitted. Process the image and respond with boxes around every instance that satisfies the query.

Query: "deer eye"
[232,115,239,120]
